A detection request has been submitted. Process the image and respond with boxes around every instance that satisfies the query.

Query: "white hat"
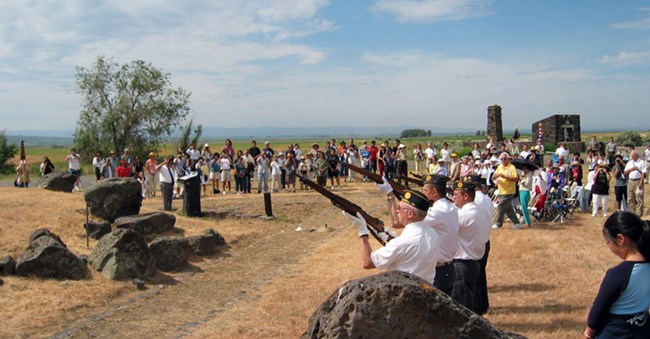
[398,144,406,149]
[489,156,500,163]
[474,159,482,165]
[204,143,209,147]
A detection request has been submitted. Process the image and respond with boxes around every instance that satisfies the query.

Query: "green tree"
[179,119,203,152]
[74,56,191,160]
[0,131,19,174]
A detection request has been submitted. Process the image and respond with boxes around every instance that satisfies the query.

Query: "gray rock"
[89,228,155,281]
[302,270,523,339]
[0,255,16,275]
[84,178,143,222]
[38,172,77,192]
[15,236,87,280]
[84,221,112,240]
[29,228,65,247]
[186,228,226,256]
[114,212,175,235]
[149,237,188,272]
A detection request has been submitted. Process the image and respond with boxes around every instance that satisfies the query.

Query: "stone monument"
[532,114,584,151]
[487,105,504,142]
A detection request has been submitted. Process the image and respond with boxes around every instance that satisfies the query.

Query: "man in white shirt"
[624,150,646,216]
[156,156,176,211]
[346,189,440,283]
[519,144,530,160]
[555,143,569,161]
[424,142,437,167]
[65,148,82,191]
[451,180,491,314]
[471,178,494,315]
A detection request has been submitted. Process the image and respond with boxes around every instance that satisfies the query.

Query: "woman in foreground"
[585,211,650,338]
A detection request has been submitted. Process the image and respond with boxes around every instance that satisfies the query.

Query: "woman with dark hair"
[40,156,56,176]
[585,211,650,339]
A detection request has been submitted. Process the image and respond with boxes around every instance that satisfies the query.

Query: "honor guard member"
[469,175,494,315]
[376,174,458,293]
[345,190,440,282]
[451,180,491,314]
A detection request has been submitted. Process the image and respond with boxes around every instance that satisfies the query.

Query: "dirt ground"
[0,176,634,338]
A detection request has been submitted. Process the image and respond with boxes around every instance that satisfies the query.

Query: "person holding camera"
[592,160,612,217]
[65,148,82,191]
[613,155,628,211]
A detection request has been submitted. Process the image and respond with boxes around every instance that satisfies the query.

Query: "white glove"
[344,211,369,237]
[378,227,398,243]
[375,176,393,195]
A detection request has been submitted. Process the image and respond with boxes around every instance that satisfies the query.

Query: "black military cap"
[401,190,432,212]
[453,180,476,192]
[422,174,449,186]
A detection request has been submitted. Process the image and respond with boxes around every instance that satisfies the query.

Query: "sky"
[1,0,650,135]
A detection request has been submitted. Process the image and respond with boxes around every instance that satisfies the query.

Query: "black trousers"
[451,259,481,314]
[477,241,490,315]
[161,182,173,211]
[434,263,455,295]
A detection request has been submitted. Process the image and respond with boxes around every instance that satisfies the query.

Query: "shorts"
[328,169,339,178]
[209,171,219,180]
[69,168,81,178]
[220,169,231,182]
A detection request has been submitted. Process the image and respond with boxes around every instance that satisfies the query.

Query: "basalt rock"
[149,237,188,272]
[186,228,226,256]
[29,228,65,247]
[84,221,112,240]
[15,236,87,280]
[38,172,77,192]
[84,178,143,222]
[114,212,175,235]
[302,270,525,339]
[0,255,16,275]
[89,228,155,280]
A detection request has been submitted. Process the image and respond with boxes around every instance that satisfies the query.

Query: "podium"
[179,172,201,217]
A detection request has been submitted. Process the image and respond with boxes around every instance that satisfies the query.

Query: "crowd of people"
[14,134,650,336]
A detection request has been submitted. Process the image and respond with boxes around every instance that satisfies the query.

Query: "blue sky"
[1,0,649,134]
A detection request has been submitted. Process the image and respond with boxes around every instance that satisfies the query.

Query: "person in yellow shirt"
[491,152,522,229]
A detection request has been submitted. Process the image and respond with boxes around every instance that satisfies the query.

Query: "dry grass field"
[0,175,644,338]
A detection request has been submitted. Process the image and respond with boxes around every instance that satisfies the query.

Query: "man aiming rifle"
[345,189,440,282]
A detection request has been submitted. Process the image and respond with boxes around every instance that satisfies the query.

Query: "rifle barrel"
[20,140,26,160]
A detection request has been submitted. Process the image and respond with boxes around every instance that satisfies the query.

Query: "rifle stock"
[297,174,393,246]
[346,163,405,199]
[409,172,423,179]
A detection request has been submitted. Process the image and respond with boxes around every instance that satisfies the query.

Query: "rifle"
[297,174,394,246]
[396,175,423,187]
[346,163,405,200]
[409,172,423,179]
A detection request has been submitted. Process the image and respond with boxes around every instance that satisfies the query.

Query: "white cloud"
[611,17,650,30]
[595,51,650,65]
[369,0,492,23]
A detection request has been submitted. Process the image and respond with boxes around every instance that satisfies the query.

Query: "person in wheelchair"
[547,164,566,200]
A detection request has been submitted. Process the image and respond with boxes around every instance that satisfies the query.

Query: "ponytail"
[603,211,650,260]
[639,219,650,261]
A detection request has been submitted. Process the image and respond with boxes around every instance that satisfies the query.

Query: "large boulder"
[38,172,77,192]
[149,237,188,272]
[0,255,16,275]
[89,228,155,280]
[84,178,143,222]
[186,228,227,256]
[14,234,87,280]
[84,221,112,240]
[302,271,523,339]
[114,212,175,235]
[29,228,65,245]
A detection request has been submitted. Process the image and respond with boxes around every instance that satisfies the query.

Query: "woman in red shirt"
[116,159,131,177]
